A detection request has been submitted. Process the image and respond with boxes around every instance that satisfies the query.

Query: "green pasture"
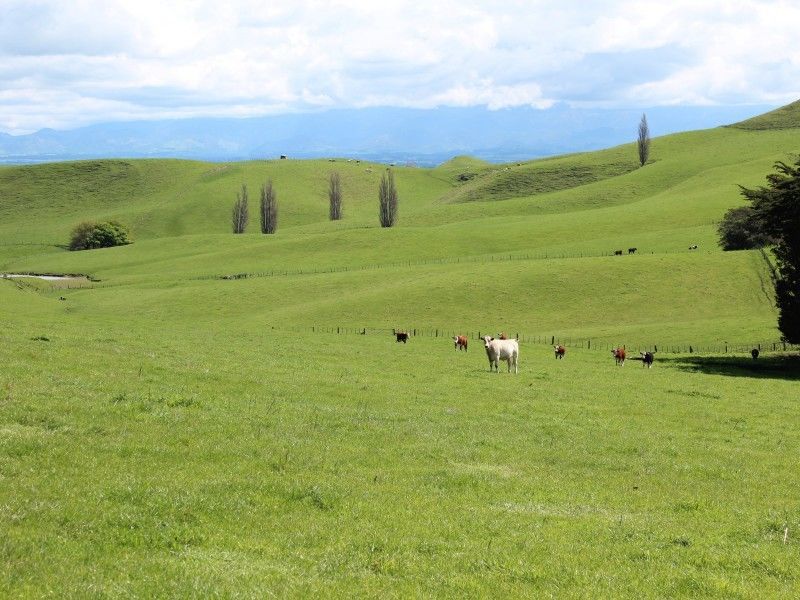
[1,299,798,597]
[1,105,799,596]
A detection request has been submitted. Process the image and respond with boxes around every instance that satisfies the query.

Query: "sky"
[1,0,799,134]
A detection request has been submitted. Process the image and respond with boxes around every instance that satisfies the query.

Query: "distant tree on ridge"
[637,113,650,167]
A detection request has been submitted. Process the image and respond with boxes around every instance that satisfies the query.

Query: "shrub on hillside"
[68,221,131,251]
[717,206,773,251]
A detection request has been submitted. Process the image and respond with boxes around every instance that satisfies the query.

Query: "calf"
[612,347,626,366]
[497,332,509,340]
[554,345,566,359]
[751,348,759,360]
[483,335,519,374]
[393,330,409,343]
[641,351,654,368]
[453,335,468,351]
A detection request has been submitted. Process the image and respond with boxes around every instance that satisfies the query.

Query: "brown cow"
[612,347,626,366]
[453,335,468,351]
[554,345,566,359]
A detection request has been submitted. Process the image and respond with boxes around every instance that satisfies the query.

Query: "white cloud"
[0,0,798,133]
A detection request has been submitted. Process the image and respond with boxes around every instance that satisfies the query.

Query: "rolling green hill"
[729,99,800,130]
[1,111,797,346]
[2,103,800,597]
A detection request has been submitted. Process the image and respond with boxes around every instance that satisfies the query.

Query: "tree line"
[231,169,399,234]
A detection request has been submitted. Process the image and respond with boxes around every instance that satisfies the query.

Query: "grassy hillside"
[729,99,800,130]
[1,121,797,346]
[2,103,800,596]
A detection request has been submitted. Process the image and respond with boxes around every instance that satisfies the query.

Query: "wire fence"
[282,324,798,356]
[198,246,713,282]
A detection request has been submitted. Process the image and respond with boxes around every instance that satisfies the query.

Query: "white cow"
[483,335,519,373]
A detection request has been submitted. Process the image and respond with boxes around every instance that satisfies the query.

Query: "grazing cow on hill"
[483,335,519,373]
[614,250,623,256]
[751,348,760,360]
[689,245,698,250]
[497,332,509,340]
[393,330,409,343]
[628,247,637,254]
[554,345,566,359]
[453,335,468,351]
[641,351,654,368]
[612,347,626,366]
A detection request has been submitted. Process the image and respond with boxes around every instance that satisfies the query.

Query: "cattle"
[689,245,698,250]
[612,347,626,366]
[554,345,566,359]
[628,247,637,254]
[614,250,623,256]
[496,332,509,340]
[751,348,760,360]
[279,155,287,159]
[483,335,519,373]
[393,329,409,343]
[641,351,654,368]
[453,335,468,351]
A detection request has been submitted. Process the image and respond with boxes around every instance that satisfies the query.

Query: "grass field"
[1,104,799,596]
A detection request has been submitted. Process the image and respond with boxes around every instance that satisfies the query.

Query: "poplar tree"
[329,172,342,220]
[637,113,650,167]
[378,169,398,227]
[232,183,249,234]
[260,179,278,234]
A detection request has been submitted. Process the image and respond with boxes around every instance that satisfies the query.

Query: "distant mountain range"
[0,104,777,166]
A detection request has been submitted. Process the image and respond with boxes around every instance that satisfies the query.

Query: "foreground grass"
[1,299,798,596]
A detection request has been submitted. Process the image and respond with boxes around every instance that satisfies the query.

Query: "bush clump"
[717,206,773,251]
[69,221,131,251]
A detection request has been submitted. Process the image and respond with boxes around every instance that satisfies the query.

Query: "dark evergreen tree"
[738,158,800,342]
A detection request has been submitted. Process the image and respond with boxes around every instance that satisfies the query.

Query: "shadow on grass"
[661,354,800,381]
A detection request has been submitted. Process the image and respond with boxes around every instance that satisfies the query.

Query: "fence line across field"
[289,324,797,355]
[202,246,714,282]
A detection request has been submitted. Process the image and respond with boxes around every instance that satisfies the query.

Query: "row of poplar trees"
[232,170,399,233]
[232,181,278,234]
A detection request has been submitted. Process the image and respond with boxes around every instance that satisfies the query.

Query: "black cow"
[394,330,409,343]
[641,351,655,368]
[751,348,760,360]
[614,250,623,256]
[628,247,637,254]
